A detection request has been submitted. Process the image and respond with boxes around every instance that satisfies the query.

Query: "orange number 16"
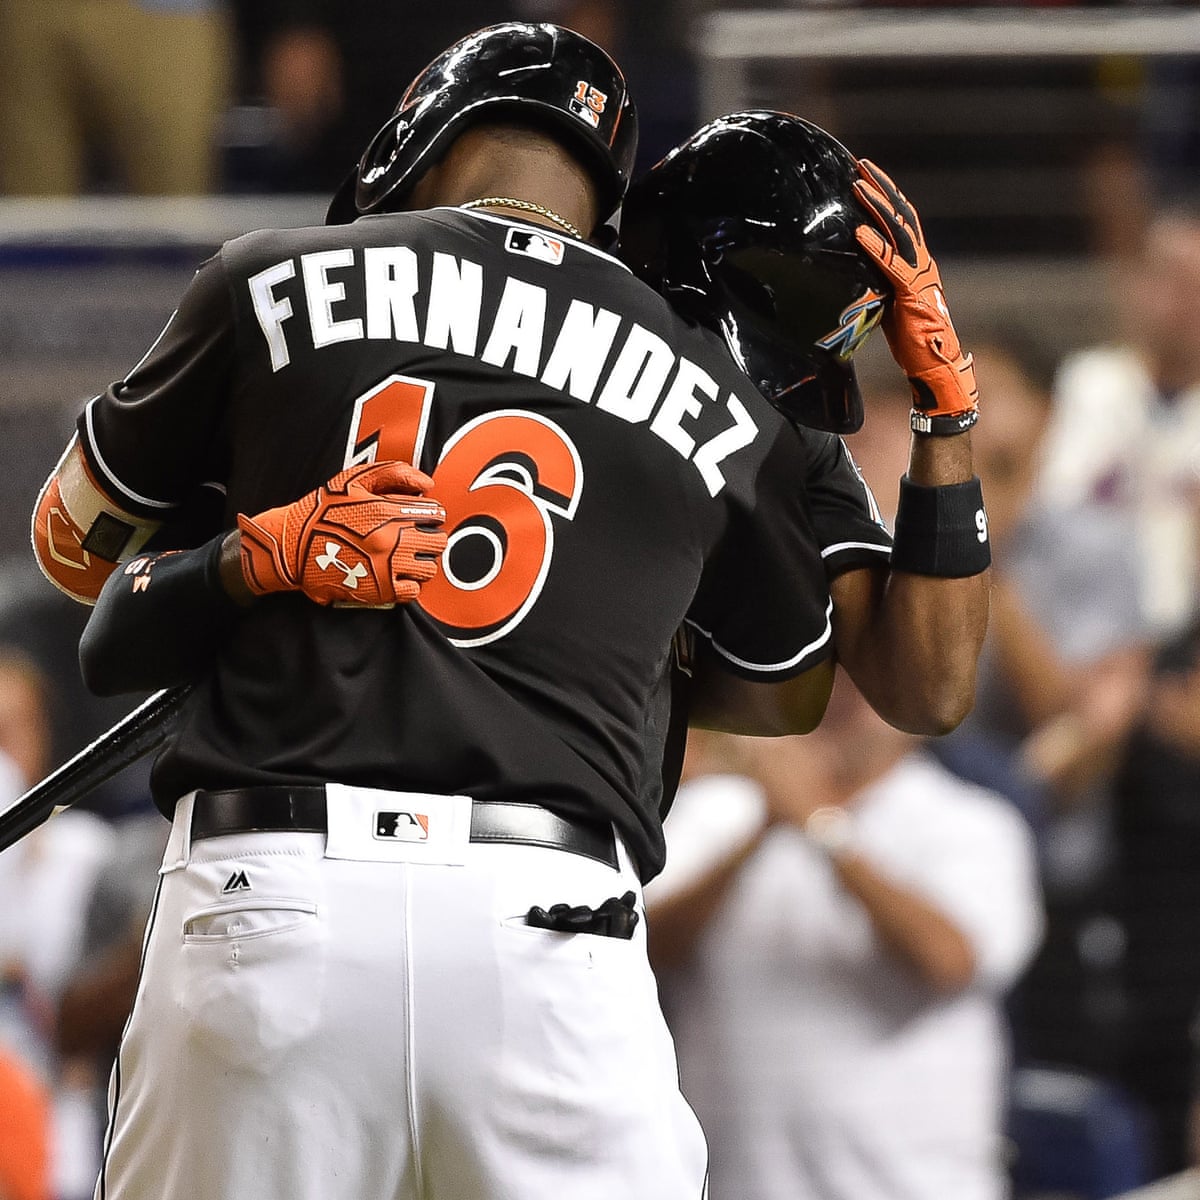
[344,375,583,646]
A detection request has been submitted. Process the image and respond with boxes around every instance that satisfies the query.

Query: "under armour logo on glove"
[237,461,448,608]
[315,542,369,590]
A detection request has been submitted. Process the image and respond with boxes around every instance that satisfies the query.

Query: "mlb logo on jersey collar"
[504,227,565,265]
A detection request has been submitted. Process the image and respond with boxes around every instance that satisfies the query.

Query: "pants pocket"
[176,894,327,1071]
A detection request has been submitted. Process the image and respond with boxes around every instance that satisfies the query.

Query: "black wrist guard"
[890,476,991,577]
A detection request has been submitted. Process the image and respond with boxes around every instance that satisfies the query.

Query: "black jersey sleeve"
[76,253,235,518]
[685,430,834,682]
[796,429,894,578]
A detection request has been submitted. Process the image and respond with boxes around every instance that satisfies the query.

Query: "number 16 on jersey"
[344,374,583,647]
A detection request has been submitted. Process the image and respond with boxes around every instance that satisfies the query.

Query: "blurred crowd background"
[3,2,1200,1199]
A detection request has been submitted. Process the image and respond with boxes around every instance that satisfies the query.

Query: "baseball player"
[612,111,989,791]
[32,30,988,1200]
[32,23,850,1200]
[60,115,990,743]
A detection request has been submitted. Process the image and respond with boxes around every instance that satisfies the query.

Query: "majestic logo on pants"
[316,541,368,589]
[375,811,430,841]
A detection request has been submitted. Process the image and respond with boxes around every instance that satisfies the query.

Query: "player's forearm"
[31,438,164,605]
[832,572,988,735]
[840,159,988,732]
[905,424,974,488]
[834,433,989,735]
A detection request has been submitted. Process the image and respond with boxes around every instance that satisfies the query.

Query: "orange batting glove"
[853,158,979,436]
[237,461,447,607]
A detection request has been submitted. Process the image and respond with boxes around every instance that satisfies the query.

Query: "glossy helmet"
[326,22,638,233]
[618,110,887,433]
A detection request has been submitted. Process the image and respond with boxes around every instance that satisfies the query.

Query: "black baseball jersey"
[79,208,883,877]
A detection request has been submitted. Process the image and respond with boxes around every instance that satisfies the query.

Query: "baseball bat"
[0,683,191,853]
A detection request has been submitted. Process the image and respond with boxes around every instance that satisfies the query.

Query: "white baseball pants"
[96,789,708,1200]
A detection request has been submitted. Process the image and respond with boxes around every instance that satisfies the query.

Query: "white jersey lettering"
[650,358,718,459]
[693,395,759,497]
[596,323,675,424]
[247,246,762,493]
[424,252,483,356]
[364,246,420,341]
[302,250,363,348]
[480,277,547,378]
[248,260,297,372]
[539,299,620,403]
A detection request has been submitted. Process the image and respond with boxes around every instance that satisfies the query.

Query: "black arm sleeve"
[79,534,241,696]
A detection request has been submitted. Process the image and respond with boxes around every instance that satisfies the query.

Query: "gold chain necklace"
[460,197,582,240]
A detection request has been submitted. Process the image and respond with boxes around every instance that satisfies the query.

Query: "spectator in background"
[0,0,231,195]
[229,2,694,192]
[0,653,165,1197]
[943,330,1147,826]
[1039,197,1200,641]
[854,330,1148,1082]
[0,650,53,794]
[53,806,168,1200]
[962,331,1148,1088]
[228,1,507,192]
[56,812,167,1070]
[645,678,1042,1200]
[1111,611,1200,1177]
[0,651,113,1077]
[0,1046,51,1200]
[0,651,114,1200]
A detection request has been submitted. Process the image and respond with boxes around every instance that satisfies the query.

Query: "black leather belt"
[190,785,619,869]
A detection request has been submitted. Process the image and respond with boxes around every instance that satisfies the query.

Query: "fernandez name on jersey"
[246,237,759,498]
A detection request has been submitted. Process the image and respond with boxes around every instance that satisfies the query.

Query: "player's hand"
[237,461,448,608]
[853,159,979,435]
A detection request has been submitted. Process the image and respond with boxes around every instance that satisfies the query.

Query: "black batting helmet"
[326,22,638,231]
[618,110,887,433]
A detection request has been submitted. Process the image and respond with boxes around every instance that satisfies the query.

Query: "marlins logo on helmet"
[817,290,887,360]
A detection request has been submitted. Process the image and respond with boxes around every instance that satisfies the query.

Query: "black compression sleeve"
[79,534,241,696]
